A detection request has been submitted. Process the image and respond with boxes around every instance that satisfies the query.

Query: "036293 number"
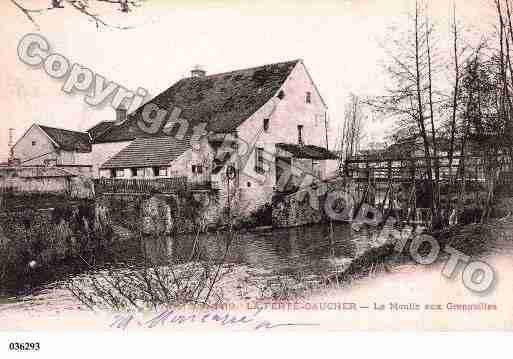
[9,342,40,351]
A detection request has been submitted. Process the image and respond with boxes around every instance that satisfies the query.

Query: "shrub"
[65,231,234,310]
[0,200,118,295]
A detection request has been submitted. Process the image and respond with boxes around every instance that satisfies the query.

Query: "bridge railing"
[344,154,496,182]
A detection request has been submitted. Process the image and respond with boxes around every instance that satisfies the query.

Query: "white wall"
[234,61,329,214]
[12,125,58,165]
[13,125,95,168]
[99,136,216,180]
[104,167,175,179]
[93,61,330,215]
[169,137,215,182]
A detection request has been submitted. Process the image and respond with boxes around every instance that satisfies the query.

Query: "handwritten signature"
[109,309,319,331]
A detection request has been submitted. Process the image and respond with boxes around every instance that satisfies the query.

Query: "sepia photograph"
[0,0,512,356]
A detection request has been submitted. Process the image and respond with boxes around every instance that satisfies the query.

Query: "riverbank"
[2,193,513,327]
[3,210,511,312]
[1,223,512,330]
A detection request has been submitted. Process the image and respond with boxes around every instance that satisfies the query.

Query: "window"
[116,169,125,178]
[31,141,37,146]
[130,168,138,177]
[306,91,311,104]
[255,147,265,173]
[192,164,203,174]
[43,159,57,167]
[263,118,270,132]
[110,169,116,178]
[152,167,161,177]
[312,160,321,178]
[297,125,304,145]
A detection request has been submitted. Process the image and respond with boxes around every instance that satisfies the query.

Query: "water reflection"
[171,223,376,275]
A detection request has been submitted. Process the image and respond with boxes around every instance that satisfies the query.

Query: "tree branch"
[9,0,55,29]
[11,0,143,30]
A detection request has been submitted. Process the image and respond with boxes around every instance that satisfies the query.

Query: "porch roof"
[276,143,337,160]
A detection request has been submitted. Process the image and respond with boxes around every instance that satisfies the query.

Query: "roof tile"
[38,125,91,152]
[94,60,300,143]
[276,143,337,160]
[87,121,114,140]
[101,136,191,169]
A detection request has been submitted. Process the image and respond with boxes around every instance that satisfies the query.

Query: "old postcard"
[0,0,512,355]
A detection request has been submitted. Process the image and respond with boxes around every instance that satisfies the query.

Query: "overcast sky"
[0,0,496,161]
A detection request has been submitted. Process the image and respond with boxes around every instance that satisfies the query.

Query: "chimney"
[52,0,64,8]
[191,65,206,78]
[120,0,129,12]
[297,125,304,146]
[115,105,127,125]
[8,128,14,160]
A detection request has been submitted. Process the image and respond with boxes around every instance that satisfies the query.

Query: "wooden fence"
[0,167,94,200]
[93,177,188,195]
[345,155,493,183]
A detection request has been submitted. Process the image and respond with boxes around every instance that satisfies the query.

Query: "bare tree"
[447,2,462,181]
[469,0,513,220]
[495,0,513,140]
[366,0,436,213]
[9,0,145,29]
[425,6,440,210]
[340,93,366,161]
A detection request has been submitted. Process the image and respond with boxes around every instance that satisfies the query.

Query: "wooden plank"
[346,154,482,164]
[93,177,188,195]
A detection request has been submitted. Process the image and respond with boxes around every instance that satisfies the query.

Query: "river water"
[0,222,380,302]
[170,222,378,276]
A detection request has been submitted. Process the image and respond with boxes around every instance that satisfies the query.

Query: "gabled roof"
[385,136,457,156]
[87,121,113,140]
[38,125,91,152]
[94,60,300,143]
[100,136,191,169]
[276,143,337,160]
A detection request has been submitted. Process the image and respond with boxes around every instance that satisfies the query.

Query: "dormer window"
[277,90,285,100]
[263,118,270,132]
[306,91,311,104]
[31,141,36,146]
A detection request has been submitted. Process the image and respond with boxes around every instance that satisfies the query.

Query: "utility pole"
[324,111,329,150]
